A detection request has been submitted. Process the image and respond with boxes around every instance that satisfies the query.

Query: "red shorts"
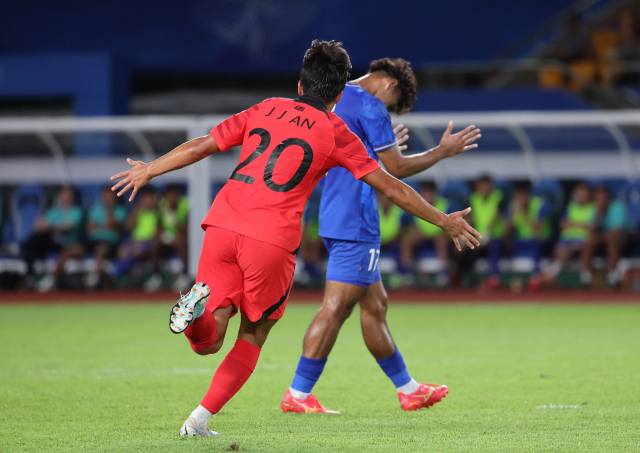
[184,226,296,351]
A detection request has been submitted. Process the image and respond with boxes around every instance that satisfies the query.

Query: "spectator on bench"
[378,191,405,249]
[22,186,84,292]
[456,175,506,289]
[146,185,190,292]
[582,185,633,287]
[85,185,127,289]
[543,181,595,286]
[504,181,553,291]
[377,192,413,287]
[114,187,159,279]
[401,181,451,286]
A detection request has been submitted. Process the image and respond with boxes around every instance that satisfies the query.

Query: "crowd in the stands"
[1,177,639,292]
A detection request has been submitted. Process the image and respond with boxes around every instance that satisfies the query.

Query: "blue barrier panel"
[0,53,128,156]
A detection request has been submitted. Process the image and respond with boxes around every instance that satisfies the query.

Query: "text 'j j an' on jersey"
[318,82,398,243]
[203,95,381,254]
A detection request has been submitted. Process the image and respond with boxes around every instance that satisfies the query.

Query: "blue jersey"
[318,83,397,242]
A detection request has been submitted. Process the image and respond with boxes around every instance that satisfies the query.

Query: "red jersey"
[203,95,381,253]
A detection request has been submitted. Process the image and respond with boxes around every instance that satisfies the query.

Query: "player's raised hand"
[110,158,152,202]
[440,207,482,251]
[439,121,481,158]
[393,124,410,152]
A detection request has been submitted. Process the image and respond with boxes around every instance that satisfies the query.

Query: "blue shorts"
[323,238,382,288]
[557,239,585,248]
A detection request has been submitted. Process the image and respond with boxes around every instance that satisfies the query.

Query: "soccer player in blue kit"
[281,58,482,413]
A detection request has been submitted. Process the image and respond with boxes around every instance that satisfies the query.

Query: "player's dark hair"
[165,184,183,194]
[141,186,157,196]
[300,40,351,104]
[420,181,437,192]
[514,180,531,192]
[368,58,418,115]
[476,175,493,185]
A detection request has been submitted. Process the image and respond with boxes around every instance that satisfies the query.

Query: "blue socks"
[290,348,418,399]
[377,348,412,388]
[290,356,327,398]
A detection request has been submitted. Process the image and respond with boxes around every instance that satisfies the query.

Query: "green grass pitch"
[1,302,639,452]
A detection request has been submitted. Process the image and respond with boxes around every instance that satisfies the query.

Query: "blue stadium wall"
[1,0,575,74]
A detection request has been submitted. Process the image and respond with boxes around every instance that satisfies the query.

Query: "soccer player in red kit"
[110,40,481,437]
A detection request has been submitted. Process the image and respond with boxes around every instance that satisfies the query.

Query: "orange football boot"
[398,383,449,411]
[280,389,339,414]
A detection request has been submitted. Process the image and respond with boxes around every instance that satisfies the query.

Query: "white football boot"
[179,417,219,436]
[169,282,210,334]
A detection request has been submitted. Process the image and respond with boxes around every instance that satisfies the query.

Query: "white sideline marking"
[536,403,580,409]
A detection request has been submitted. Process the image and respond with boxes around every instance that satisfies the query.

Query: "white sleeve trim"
[373,141,398,152]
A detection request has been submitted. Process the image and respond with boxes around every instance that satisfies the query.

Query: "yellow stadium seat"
[538,66,564,88]
[568,60,597,91]
[592,29,618,60]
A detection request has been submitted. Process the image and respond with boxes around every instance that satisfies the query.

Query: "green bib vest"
[561,202,595,241]
[470,189,505,238]
[132,209,159,241]
[159,196,189,236]
[416,197,449,238]
[379,204,404,245]
[512,196,551,240]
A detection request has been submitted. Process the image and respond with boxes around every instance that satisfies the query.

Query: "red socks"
[184,310,218,353]
[200,339,261,414]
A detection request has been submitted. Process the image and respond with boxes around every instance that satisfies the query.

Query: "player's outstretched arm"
[110,135,220,201]
[361,168,481,251]
[378,121,481,179]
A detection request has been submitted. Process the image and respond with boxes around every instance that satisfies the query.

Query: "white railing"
[2,111,640,276]
[0,115,227,279]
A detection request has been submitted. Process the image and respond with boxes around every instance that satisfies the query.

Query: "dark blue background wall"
[1,0,574,75]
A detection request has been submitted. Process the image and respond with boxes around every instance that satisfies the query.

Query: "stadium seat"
[0,191,9,256]
[532,179,564,216]
[538,66,565,89]
[592,29,618,60]
[494,179,514,202]
[618,180,640,259]
[404,181,421,192]
[440,180,470,212]
[304,185,322,222]
[75,184,103,211]
[585,178,627,199]
[568,60,597,92]
[10,184,47,244]
[620,180,640,227]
